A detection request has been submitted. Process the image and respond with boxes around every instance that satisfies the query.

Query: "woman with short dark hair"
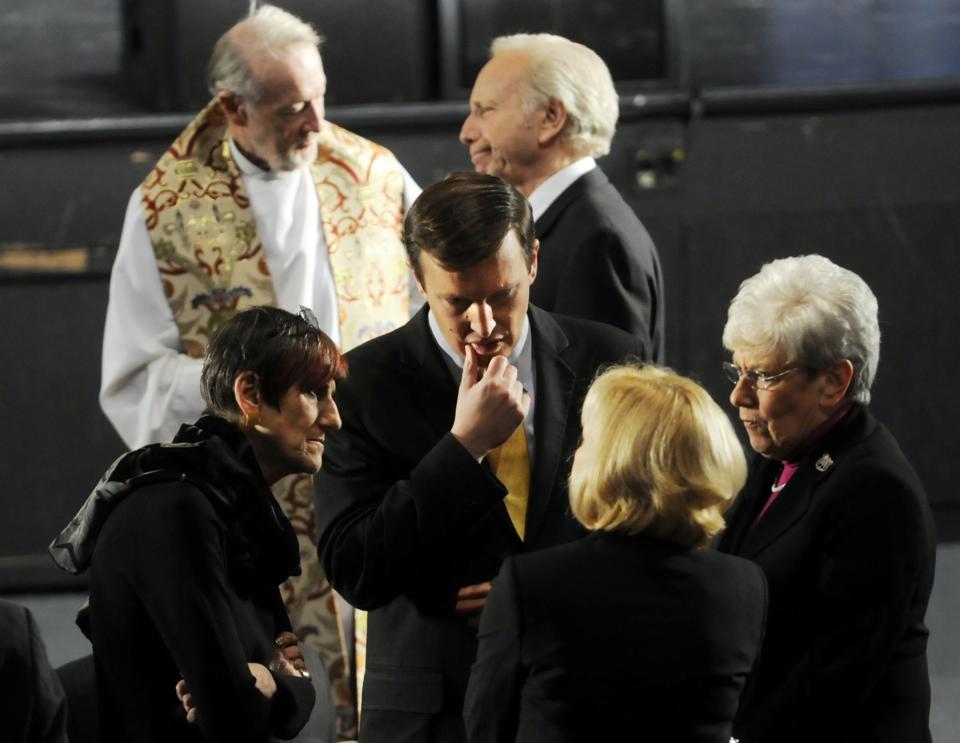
[464,365,767,743]
[52,306,345,742]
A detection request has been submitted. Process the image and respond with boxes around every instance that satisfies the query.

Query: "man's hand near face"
[451,347,529,461]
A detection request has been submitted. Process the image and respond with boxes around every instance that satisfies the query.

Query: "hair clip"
[298,305,320,330]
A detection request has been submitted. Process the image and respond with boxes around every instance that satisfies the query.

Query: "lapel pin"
[815,453,834,473]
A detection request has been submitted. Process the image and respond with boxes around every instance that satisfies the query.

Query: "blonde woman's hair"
[569,365,746,548]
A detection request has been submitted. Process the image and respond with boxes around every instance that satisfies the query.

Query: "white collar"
[427,310,530,369]
[229,138,303,182]
[527,157,596,221]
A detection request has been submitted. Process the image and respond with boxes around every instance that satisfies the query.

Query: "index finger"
[456,581,493,599]
[460,344,479,391]
[519,389,531,417]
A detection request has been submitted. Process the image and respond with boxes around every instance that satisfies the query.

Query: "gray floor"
[928,543,960,742]
[7,543,959,742]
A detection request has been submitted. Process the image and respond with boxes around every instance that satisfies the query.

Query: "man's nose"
[303,99,323,133]
[459,113,476,145]
[468,301,495,337]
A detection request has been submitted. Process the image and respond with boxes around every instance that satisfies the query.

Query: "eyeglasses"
[722,362,801,391]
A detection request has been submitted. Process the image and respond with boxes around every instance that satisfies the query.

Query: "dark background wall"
[2,0,960,591]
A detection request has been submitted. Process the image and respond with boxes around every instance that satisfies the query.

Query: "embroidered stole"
[140,98,409,357]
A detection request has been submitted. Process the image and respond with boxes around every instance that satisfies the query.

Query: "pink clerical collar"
[753,404,852,524]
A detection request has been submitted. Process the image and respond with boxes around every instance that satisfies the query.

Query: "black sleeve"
[315,402,508,611]
[0,601,69,743]
[132,489,312,741]
[463,557,524,743]
[265,590,316,740]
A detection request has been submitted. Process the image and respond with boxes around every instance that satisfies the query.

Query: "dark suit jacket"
[463,531,767,743]
[532,166,664,362]
[0,600,68,743]
[717,404,936,743]
[314,305,642,743]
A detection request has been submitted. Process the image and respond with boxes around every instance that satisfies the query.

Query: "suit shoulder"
[566,177,649,234]
[826,418,929,511]
[345,323,407,362]
[341,322,418,389]
[699,549,767,589]
[550,312,641,355]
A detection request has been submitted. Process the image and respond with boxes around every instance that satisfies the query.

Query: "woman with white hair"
[464,365,767,743]
[718,254,936,743]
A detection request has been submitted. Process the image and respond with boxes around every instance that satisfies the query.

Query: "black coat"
[463,531,767,743]
[0,600,68,743]
[66,418,314,743]
[531,167,665,363]
[717,404,936,743]
[314,305,643,743]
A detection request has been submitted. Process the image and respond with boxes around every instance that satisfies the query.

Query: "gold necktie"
[486,424,531,539]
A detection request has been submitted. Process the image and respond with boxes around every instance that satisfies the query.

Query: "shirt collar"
[229,138,302,182]
[527,157,596,221]
[427,310,530,369]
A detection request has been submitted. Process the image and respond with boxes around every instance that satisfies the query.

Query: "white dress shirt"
[100,139,420,448]
[526,157,596,221]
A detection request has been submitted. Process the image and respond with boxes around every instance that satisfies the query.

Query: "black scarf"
[50,415,301,596]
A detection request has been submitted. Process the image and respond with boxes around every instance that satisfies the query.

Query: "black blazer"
[532,167,664,362]
[717,404,936,743]
[0,600,68,743]
[314,305,643,743]
[464,532,767,743]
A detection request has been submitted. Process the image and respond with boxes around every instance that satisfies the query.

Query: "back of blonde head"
[569,365,746,548]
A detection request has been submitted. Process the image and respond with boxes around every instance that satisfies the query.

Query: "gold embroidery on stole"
[141,99,409,357]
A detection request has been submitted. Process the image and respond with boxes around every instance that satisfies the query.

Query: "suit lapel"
[739,464,817,557]
[524,307,576,546]
[721,456,779,554]
[736,405,867,558]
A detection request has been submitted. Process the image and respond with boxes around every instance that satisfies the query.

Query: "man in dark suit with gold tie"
[314,172,645,742]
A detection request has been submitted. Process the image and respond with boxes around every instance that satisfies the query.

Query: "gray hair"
[722,255,881,404]
[491,33,618,158]
[206,4,322,102]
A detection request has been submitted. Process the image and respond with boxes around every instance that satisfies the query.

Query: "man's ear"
[528,239,540,283]
[217,91,247,126]
[233,371,262,420]
[536,98,568,146]
[821,359,855,406]
[408,260,426,296]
